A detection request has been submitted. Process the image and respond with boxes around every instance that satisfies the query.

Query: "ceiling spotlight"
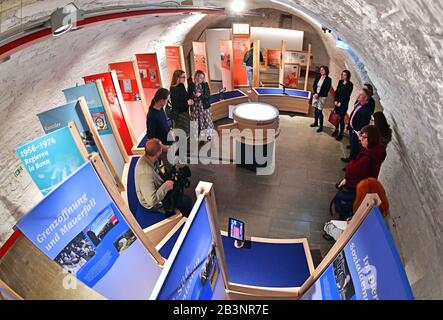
[51,3,80,37]
[321,26,332,33]
[231,0,246,13]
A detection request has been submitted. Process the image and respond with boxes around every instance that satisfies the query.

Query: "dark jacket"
[334,80,353,110]
[353,96,375,115]
[170,83,191,113]
[312,75,332,97]
[189,81,211,109]
[243,49,264,67]
[344,143,387,190]
[348,101,372,131]
[146,107,172,145]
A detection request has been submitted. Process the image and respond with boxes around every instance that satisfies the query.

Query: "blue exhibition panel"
[137,134,149,148]
[222,236,311,288]
[255,87,310,98]
[159,224,185,259]
[152,197,225,300]
[127,156,166,228]
[301,207,414,300]
[209,90,247,104]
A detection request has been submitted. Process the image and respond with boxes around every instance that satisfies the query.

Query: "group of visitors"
[135,69,215,218]
[312,67,393,239]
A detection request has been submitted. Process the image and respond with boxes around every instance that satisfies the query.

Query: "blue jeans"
[246,66,253,88]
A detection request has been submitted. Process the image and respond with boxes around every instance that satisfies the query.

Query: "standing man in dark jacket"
[242,42,263,91]
[332,70,353,141]
[342,88,372,162]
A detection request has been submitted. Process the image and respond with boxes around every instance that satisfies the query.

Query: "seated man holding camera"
[135,138,193,217]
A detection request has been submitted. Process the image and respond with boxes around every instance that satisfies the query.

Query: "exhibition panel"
[299,194,414,300]
[109,61,147,141]
[251,87,311,114]
[150,195,227,300]
[15,124,88,195]
[83,72,136,156]
[15,160,162,300]
[134,53,163,115]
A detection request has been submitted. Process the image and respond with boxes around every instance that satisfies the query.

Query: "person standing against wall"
[170,70,193,137]
[242,42,263,92]
[188,70,214,143]
[310,65,332,133]
[332,70,353,141]
[341,88,372,162]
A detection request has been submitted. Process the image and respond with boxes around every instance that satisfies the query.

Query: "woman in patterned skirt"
[188,70,214,142]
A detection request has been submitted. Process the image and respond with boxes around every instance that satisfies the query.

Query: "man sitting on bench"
[135,138,192,217]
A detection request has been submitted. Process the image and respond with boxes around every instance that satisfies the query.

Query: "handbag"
[328,109,341,127]
[330,188,356,221]
[165,99,178,121]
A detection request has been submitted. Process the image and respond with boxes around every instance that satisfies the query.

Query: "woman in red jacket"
[338,125,387,190]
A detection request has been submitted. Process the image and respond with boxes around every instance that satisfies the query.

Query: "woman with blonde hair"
[169,70,193,136]
[188,70,214,142]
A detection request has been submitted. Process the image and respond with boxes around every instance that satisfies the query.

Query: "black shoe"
[336,134,344,141]
[332,129,338,137]
[342,167,346,171]
[316,127,323,133]
[310,123,318,127]
[341,157,350,163]
[346,145,350,149]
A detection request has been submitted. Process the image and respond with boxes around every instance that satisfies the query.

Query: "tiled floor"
[186,105,349,262]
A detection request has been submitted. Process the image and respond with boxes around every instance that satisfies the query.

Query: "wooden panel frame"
[304,44,312,92]
[155,217,187,253]
[250,87,311,114]
[110,70,138,146]
[90,153,165,266]
[95,80,130,163]
[67,121,90,161]
[298,194,381,297]
[195,181,231,297]
[219,231,314,299]
[0,278,23,300]
[252,39,261,87]
[77,97,125,192]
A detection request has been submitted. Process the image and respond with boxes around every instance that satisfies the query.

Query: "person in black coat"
[310,66,332,132]
[342,88,372,162]
[169,70,193,137]
[332,70,353,141]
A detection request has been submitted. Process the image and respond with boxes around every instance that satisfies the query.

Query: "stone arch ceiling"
[1,0,442,298]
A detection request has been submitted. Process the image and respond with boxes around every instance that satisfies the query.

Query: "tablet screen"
[228,218,245,242]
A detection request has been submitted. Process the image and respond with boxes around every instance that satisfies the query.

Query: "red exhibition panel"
[219,40,233,91]
[165,46,184,85]
[83,72,134,155]
[109,62,140,101]
[267,49,281,68]
[135,53,162,89]
[192,42,209,77]
[135,53,162,107]
[232,36,250,87]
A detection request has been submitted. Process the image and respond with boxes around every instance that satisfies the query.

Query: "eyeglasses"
[179,76,186,79]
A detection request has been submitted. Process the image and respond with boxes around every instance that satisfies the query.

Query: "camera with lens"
[161,165,192,213]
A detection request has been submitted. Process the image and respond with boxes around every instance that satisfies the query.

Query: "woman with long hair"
[188,70,214,142]
[332,70,353,141]
[146,88,173,167]
[169,70,193,137]
[373,111,392,146]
